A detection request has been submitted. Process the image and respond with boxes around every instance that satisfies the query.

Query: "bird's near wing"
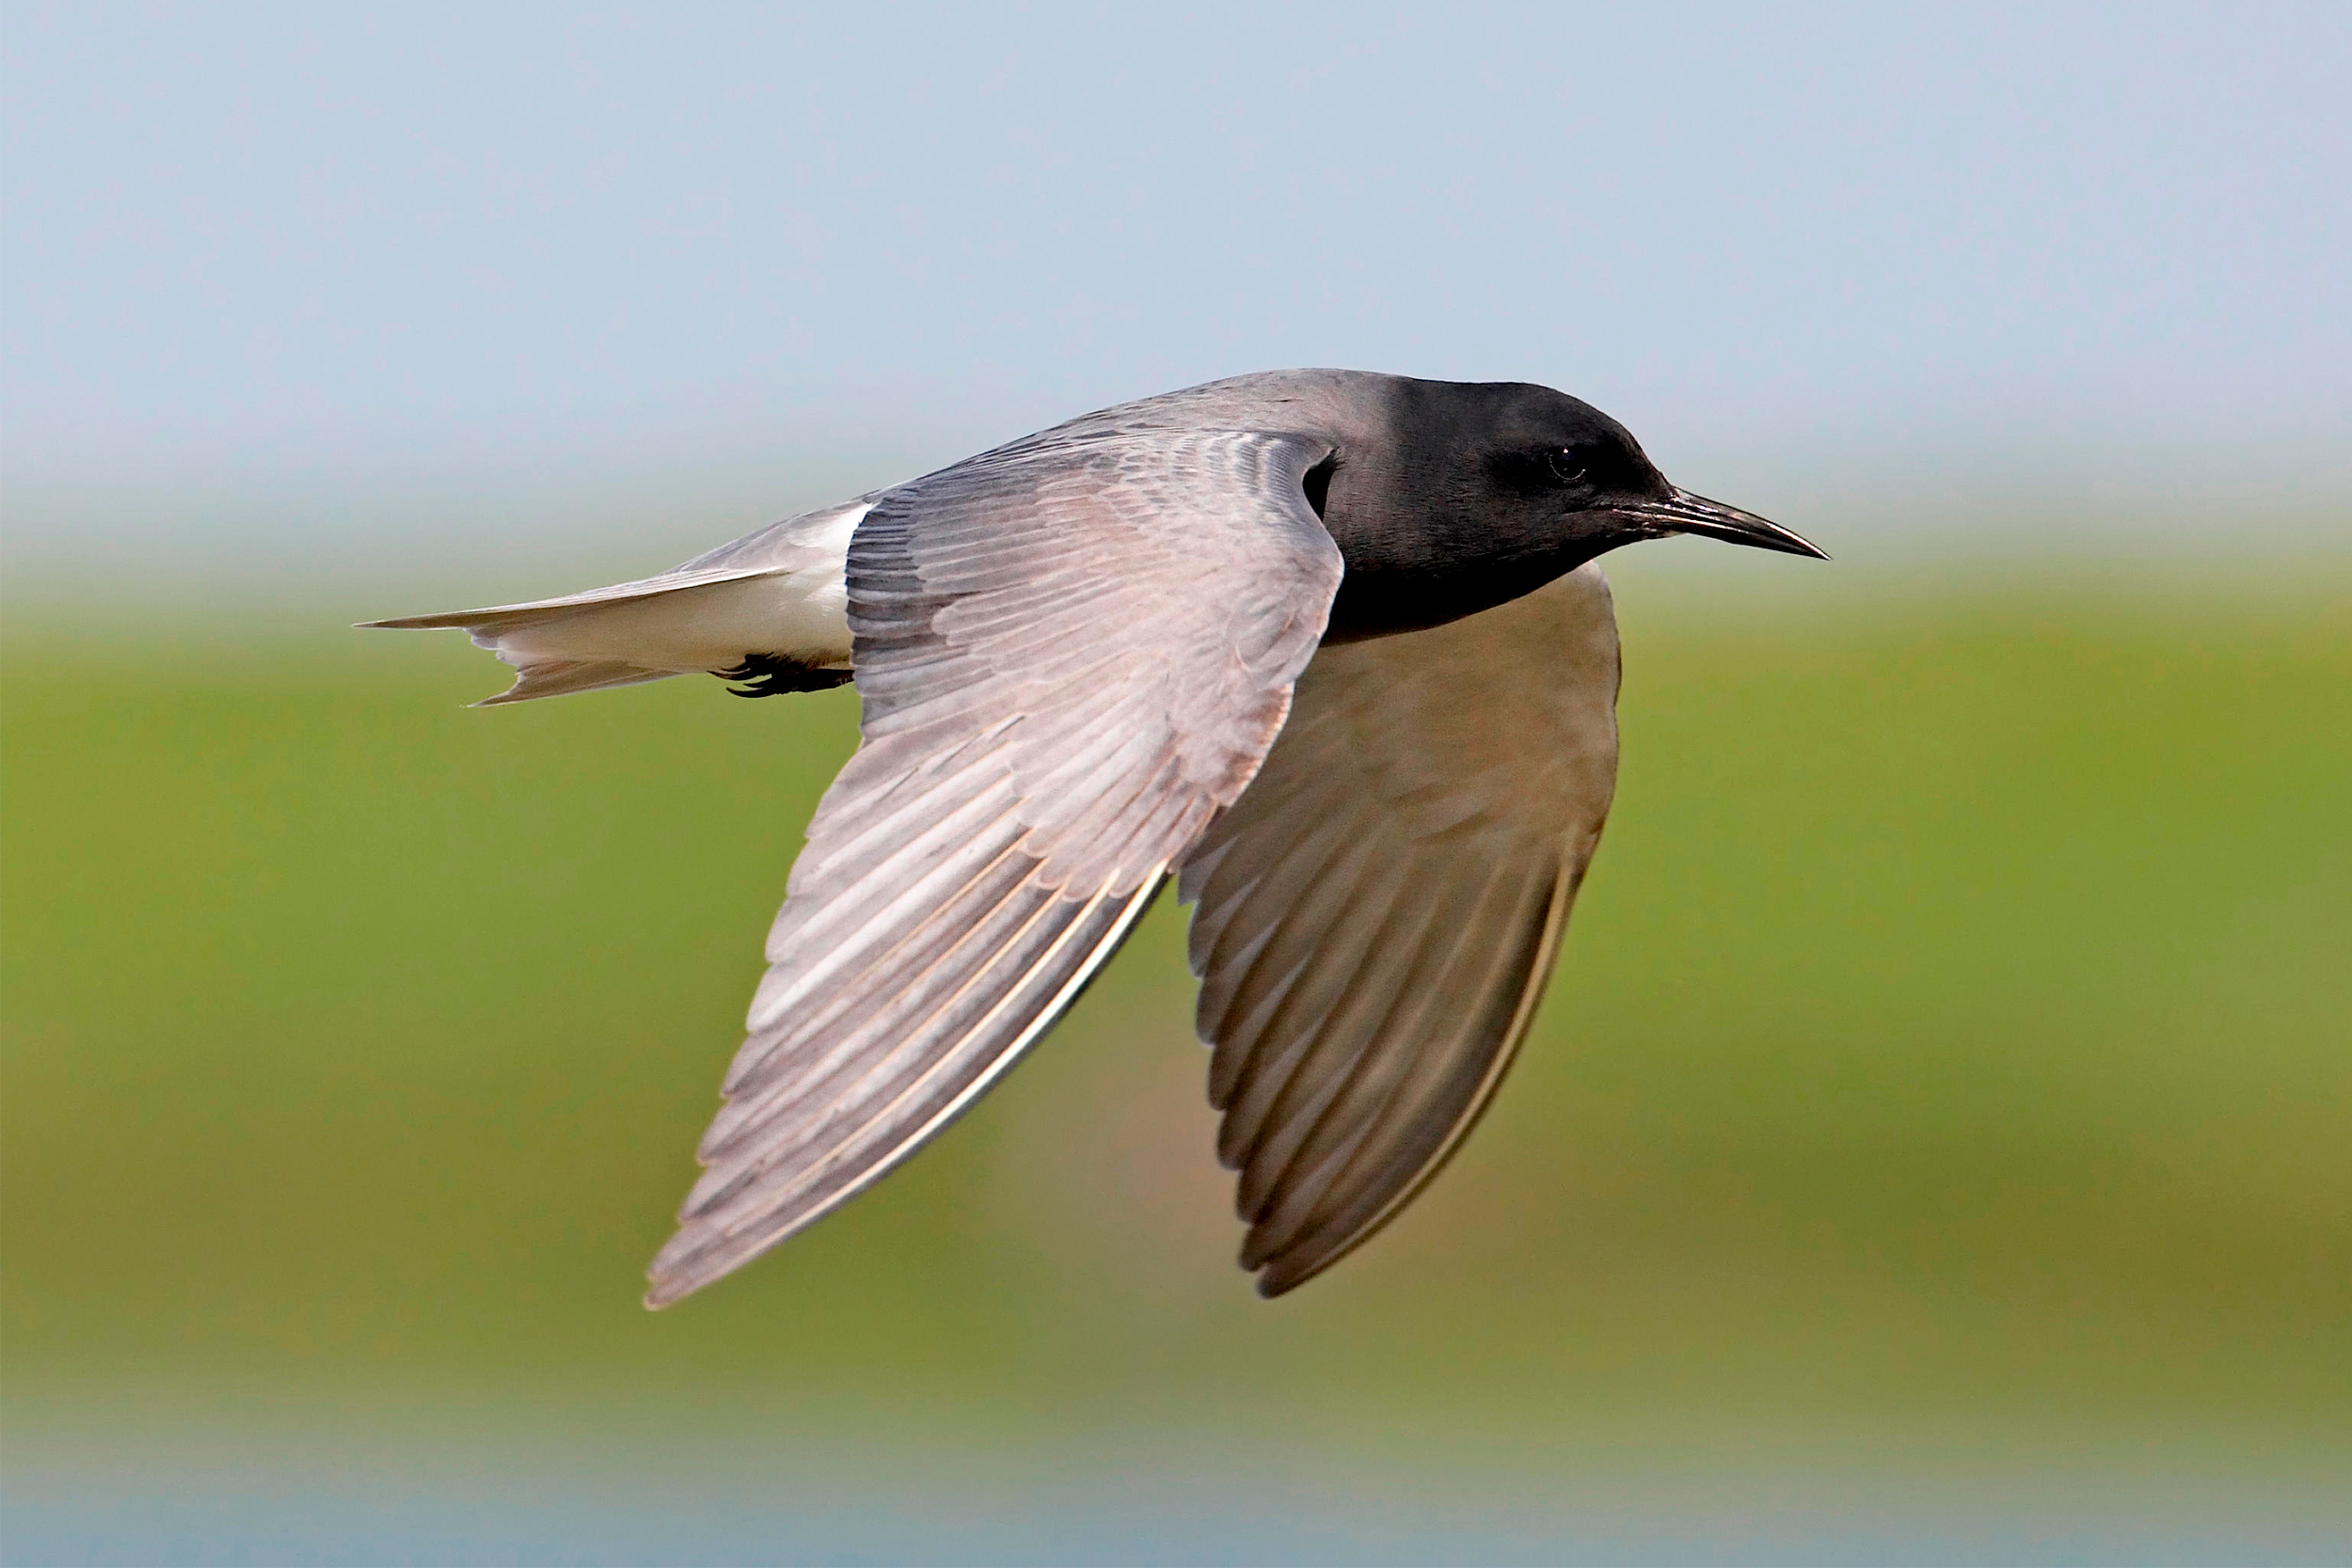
[1179,564,1622,1296]
[646,431,1344,1306]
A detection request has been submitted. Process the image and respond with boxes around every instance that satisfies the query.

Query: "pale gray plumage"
[644,426,1343,1306]
[364,368,1822,1307]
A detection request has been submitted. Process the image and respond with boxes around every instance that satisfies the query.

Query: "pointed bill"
[1619,489,1829,559]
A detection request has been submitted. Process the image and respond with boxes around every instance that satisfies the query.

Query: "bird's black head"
[1318,377,1824,642]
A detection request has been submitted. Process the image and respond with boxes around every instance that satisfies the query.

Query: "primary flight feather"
[365,369,1824,1303]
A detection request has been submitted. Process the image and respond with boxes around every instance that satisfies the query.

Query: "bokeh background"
[5,5,2348,1564]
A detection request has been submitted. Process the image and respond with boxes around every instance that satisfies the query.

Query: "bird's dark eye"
[1486,444,1601,497]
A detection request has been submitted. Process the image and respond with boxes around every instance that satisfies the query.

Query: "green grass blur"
[5,562,2349,1490]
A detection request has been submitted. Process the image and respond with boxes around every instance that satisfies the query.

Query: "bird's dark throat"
[1321,544,1612,644]
[714,654,854,697]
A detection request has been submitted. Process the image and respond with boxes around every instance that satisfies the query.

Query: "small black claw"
[713,654,854,698]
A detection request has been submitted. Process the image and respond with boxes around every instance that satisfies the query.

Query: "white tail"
[361,496,874,705]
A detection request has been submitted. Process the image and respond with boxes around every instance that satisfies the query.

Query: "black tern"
[367,370,1825,1304]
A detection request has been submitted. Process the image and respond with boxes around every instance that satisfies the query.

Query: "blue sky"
[6,2,2347,594]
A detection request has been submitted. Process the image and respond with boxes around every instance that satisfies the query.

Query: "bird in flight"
[367,370,1824,1305]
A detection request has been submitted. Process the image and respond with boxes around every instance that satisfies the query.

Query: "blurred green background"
[7,555,2348,1560]
[9,3,2352,1560]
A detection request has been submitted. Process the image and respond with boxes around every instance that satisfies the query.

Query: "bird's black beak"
[1619,489,1829,560]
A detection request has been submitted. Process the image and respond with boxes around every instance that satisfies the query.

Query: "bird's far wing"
[647,430,1345,1306]
[1179,564,1621,1296]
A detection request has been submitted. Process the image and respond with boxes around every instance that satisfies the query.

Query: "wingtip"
[1242,1230,1353,1299]
[644,1232,692,1307]
[644,1263,700,1311]
[1242,1240,1309,1299]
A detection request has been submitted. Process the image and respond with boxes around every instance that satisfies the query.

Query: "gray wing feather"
[1179,564,1622,1296]
[646,430,1343,1306]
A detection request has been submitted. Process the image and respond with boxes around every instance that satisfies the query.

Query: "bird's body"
[368,370,1822,1303]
